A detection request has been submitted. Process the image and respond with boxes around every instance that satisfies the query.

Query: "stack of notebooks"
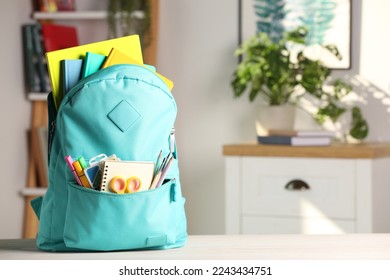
[257,129,335,146]
[44,34,173,111]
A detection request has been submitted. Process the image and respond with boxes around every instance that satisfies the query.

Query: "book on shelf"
[22,24,40,93]
[32,24,50,92]
[33,0,76,12]
[34,0,58,12]
[41,23,79,52]
[267,129,335,138]
[56,0,76,11]
[22,23,51,93]
[257,135,332,146]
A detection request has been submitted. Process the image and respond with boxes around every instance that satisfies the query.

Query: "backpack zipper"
[47,120,56,162]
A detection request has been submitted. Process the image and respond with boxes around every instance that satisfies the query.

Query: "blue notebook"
[60,59,83,96]
[81,52,106,78]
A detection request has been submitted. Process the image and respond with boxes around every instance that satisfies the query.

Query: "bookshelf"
[23,99,47,238]
[28,92,48,101]
[22,1,160,238]
[33,11,107,20]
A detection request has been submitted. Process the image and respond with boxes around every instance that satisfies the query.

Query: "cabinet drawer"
[242,215,356,234]
[241,157,355,219]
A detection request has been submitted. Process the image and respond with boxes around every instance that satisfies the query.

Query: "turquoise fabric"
[32,64,187,251]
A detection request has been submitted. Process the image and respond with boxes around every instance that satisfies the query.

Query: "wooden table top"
[223,142,390,159]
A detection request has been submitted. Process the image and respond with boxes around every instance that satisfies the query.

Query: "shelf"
[33,11,107,20]
[20,188,47,197]
[28,92,49,101]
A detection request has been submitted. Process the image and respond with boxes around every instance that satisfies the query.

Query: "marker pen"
[64,155,82,186]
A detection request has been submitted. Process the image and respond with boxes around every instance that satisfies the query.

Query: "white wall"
[158,0,253,234]
[1,0,390,238]
[359,0,390,141]
[0,1,33,238]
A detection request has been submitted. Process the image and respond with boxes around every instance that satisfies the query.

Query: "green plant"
[107,0,151,47]
[231,27,368,140]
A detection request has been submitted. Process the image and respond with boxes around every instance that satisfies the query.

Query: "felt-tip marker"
[64,155,82,186]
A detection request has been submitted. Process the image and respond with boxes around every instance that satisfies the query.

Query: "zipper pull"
[170,178,177,202]
[169,127,175,154]
[47,121,56,162]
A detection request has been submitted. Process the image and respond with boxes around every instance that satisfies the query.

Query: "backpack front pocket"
[63,180,183,251]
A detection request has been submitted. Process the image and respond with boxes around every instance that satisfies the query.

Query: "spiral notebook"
[100,160,155,193]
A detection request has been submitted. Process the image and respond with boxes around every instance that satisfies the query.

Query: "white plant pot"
[256,105,296,135]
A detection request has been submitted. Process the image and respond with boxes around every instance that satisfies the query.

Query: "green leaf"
[316,103,346,123]
[333,79,352,99]
[349,107,369,139]
[324,44,343,60]
[231,73,247,98]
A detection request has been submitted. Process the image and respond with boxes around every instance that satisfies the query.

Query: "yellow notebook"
[101,47,139,68]
[46,35,143,110]
[102,48,174,91]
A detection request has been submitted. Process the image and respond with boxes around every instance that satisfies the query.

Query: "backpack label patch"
[107,99,141,132]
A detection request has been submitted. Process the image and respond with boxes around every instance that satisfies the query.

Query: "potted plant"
[107,0,151,47]
[231,27,368,141]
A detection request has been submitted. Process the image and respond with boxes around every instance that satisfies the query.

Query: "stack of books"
[257,129,335,146]
[22,23,79,94]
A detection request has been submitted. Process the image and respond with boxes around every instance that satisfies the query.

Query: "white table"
[1,234,390,260]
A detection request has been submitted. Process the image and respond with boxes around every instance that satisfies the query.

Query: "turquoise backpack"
[31,64,188,251]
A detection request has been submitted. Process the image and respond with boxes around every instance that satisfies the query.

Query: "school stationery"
[100,160,154,193]
[101,47,174,91]
[60,59,83,95]
[156,156,174,189]
[150,152,172,190]
[46,34,143,110]
[64,155,82,185]
[101,47,139,68]
[108,176,127,194]
[84,164,100,188]
[31,63,187,252]
[77,156,88,169]
[81,52,106,78]
[154,150,163,175]
[72,160,91,188]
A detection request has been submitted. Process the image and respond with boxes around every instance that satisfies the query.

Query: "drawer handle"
[285,179,310,191]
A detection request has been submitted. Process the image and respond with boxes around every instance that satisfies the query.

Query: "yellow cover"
[46,35,143,110]
[102,48,174,91]
[101,48,139,68]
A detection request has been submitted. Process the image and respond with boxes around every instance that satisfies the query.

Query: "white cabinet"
[223,143,390,234]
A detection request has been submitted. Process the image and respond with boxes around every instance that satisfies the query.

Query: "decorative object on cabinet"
[223,142,390,234]
[231,27,368,141]
[257,128,335,146]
